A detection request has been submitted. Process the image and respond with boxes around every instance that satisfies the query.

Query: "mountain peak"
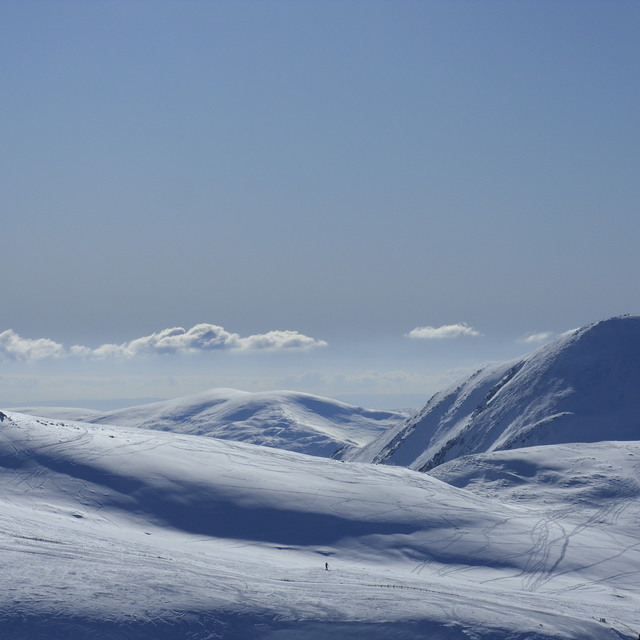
[349,315,640,471]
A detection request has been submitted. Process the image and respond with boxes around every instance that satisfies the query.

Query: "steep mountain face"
[349,315,640,471]
[15,389,408,458]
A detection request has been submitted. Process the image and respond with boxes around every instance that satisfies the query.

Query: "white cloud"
[1,323,328,361]
[0,329,65,362]
[406,323,481,340]
[76,324,243,359]
[237,330,327,351]
[521,331,554,344]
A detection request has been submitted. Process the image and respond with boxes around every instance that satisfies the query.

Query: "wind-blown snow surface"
[349,316,640,471]
[0,410,638,638]
[12,389,408,458]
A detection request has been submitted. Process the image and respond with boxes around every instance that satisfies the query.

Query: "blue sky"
[1,1,639,408]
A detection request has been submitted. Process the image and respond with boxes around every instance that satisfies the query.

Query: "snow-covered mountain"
[349,315,640,471]
[0,409,638,638]
[13,388,408,458]
[4,315,640,637]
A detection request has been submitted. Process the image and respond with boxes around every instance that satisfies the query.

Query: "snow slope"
[349,315,640,471]
[0,410,638,638]
[12,388,408,458]
[430,439,640,509]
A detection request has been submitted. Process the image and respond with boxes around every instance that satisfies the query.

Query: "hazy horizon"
[2,1,639,408]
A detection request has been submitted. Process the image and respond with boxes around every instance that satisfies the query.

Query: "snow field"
[0,411,638,637]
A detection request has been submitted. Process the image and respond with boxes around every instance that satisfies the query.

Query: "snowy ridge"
[349,315,640,470]
[13,388,408,458]
[0,410,638,637]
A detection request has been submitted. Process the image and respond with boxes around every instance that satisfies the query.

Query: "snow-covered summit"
[349,315,640,470]
[14,388,408,458]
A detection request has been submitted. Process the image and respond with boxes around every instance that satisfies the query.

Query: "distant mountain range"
[349,315,640,470]
[13,389,409,458]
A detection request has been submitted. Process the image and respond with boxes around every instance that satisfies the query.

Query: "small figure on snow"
[325,562,329,571]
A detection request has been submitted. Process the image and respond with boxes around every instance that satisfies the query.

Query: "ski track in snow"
[0,411,638,638]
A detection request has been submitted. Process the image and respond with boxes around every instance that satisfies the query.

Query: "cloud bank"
[406,323,481,340]
[0,324,327,362]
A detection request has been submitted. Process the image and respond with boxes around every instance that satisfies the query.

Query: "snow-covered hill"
[349,315,640,471]
[13,388,408,458]
[0,410,638,638]
[430,439,640,509]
